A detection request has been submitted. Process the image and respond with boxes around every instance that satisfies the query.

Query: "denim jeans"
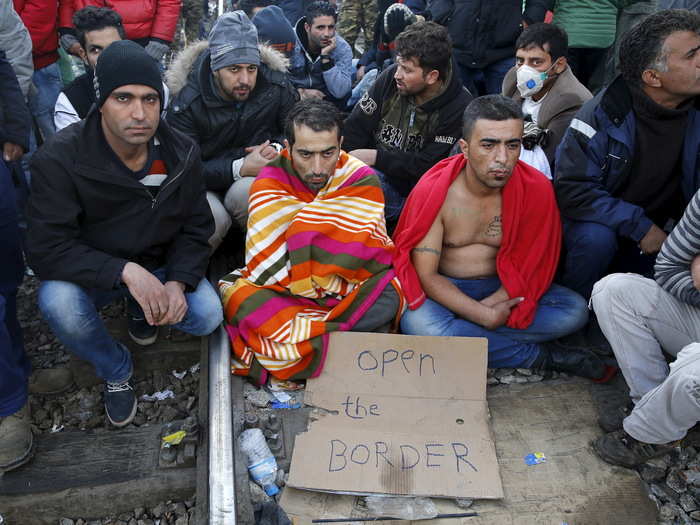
[374,170,406,222]
[0,159,29,417]
[457,57,515,97]
[28,62,62,141]
[400,276,589,368]
[347,67,378,109]
[560,219,656,299]
[38,269,223,383]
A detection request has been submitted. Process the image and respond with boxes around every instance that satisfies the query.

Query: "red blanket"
[393,154,561,329]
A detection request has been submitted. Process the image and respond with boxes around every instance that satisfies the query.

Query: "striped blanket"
[219,150,402,381]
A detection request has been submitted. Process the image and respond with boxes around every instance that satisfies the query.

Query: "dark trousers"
[559,219,656,300]
[568,47,609,90]
[456,56,514,97]
[0,158,29,417]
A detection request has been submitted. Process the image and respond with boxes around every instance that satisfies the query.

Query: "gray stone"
[59,519,75,525]
[151,502,166,518]
[486,377,499,386]
[249,481,272,506]
[244,384,272,408]
[174,517,188,525]
[500,375,528,384]
[640,463,667,482]
[527,374,545,382]
[659,502,681,520]
[515,368,532,376]
[667,468,688,493]
[454,498,473,509]
[690,510,700,520]
[679,493,697,512]
[494,368,515,379]
[684,467,700,486]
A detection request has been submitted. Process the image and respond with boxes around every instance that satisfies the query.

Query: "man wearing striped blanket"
[219,99,403,381]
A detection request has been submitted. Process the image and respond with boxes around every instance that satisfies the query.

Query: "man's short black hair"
[462,95,523,140]
[285,99,343,145]
[620,9,700,88]
[516,22,568,62]
[394,21,452,81]
[239,0,273,19]
[304,1,338,25]
[73,6,126,49]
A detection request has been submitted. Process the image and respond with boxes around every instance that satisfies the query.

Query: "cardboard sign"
[287,332,504,499]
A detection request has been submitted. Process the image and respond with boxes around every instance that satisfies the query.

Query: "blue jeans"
[347,67,378,109]
[0,159,29,417]
[457,57,515,97]
[38,270,223,383]
[28,62,62,140]
[400,276,589,369]
[560,219,656,299]
[375,170,406,222]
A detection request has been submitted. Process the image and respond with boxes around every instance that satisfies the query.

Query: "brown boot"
[28,368,74,395]
[0,402,34,472]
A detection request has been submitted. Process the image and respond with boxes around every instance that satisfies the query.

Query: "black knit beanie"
[93,40,164,108]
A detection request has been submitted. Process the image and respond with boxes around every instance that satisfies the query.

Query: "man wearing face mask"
[502,23,592,167]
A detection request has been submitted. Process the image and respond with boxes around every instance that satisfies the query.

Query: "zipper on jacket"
[150,145,194,208]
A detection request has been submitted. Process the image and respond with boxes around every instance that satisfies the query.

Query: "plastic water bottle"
[238,428,280,496]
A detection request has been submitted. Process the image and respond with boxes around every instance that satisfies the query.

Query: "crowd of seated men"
[2,2,700,478]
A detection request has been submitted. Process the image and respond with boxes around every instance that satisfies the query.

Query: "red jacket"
[13,0,73,69]
[392,155,562,330]
[61,0,181,43]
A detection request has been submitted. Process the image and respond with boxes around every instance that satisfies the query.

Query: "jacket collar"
[601,75,700,127]
[75,108,194,187]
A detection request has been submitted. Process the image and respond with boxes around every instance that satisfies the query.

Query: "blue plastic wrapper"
[270,401,301,409]
[524,452,547,465]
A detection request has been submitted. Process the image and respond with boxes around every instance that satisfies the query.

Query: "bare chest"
[441,197,502,249]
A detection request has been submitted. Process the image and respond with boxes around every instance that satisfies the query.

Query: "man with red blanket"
[395,95,604,378]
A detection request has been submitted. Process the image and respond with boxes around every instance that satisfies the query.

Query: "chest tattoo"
[484,216,502,238]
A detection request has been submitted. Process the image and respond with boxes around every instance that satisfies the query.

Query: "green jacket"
[552,0,642,49]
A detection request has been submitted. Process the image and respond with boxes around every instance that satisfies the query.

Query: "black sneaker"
[535,340,606,380]
[598,401,634,433]
[104,380,137,427]
[593,429,678,469]
[128,314,158,346]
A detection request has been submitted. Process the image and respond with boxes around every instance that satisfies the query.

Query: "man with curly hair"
[343,21,472,221]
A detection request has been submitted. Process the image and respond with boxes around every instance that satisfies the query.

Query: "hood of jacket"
[253,5,297,59]
[503,65,593,128]
[166,40,290,98]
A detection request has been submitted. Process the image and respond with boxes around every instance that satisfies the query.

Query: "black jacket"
[26,110,214,291]
[427,0,550,69]
[343,61,472,196]
[0,49,30,152]
[166,42,299,192]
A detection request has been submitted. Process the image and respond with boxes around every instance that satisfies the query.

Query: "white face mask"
[516,63,555,98]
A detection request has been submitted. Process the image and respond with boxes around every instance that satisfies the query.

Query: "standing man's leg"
[338,0,361,55]
[483,57,515,95]
[28,62,62,141]
[0,158,32,472]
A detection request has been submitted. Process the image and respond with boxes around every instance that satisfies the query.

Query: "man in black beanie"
[26,40,222,428]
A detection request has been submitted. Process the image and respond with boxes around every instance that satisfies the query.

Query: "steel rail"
[208,325,236,524]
